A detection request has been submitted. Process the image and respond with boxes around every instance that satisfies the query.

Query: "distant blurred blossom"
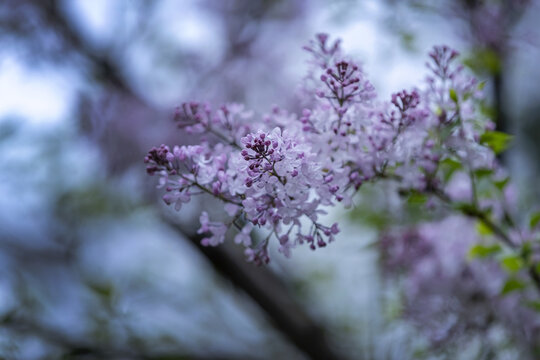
[403,0,533,54]
[380,216,540,349]
[453,0,532,53]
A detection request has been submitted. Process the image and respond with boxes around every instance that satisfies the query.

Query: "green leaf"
[475,221,493,236]
[501,255,523,273]
[479,102,496,119]
[449,89,458,103]
[474,168,494,179]
[440,157,462,182]
[463,49,502,75]
[468,243,501,259]
[479,131,513,154]
[88,283,114,302]
[501,278,526,295]
[525,301,540,312]
[482,50,502,74]
[407,192,428,205]
[493,177,510,191]
[477,81,486,91]
[521,242,533,263]
[530,212,540,229]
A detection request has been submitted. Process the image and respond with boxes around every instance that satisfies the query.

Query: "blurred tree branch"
[39,0,135,96]
[166,218,344,360]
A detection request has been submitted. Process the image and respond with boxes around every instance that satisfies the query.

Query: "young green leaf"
[475,221,493,237]
[501,255,523,273]
[501,277,526,295]
[468,243,501,259]
[525,301,540,312]
[529,211,540,229]
[449,88,458,103]
[493,177,510,191]
[440,157,462,182]
[521,242,533,263]
[474,168,494,179]
[407,192,428,205]
[479,131,513,154]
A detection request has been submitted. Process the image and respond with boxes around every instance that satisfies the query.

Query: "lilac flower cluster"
[145,34,526,271]
[317,60,375,108]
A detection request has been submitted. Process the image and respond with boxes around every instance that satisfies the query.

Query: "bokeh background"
[1,0,540,359]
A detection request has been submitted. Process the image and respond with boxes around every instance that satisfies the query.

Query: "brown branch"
[165,218,346,360]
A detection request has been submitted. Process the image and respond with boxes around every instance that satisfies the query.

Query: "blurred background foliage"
[1,0,540,359]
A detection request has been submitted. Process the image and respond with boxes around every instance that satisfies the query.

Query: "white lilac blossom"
[145,33,539,299]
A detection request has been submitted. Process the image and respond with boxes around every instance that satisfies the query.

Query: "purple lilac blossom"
[144,34,518,264]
